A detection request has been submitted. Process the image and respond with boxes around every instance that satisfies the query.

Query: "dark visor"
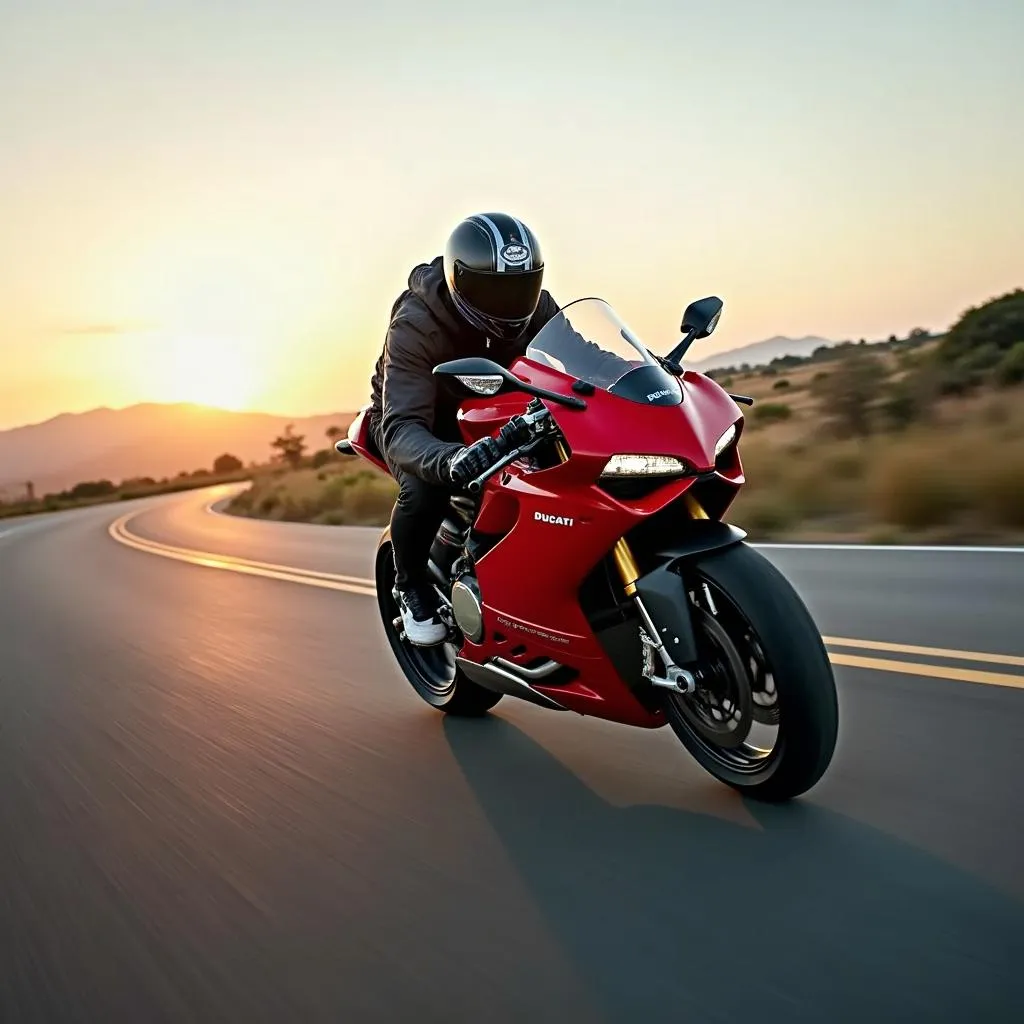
[455,263,544,322]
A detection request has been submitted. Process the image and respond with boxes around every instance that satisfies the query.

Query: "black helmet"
[443,213,545,341]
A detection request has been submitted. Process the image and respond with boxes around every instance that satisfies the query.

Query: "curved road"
[1,486,1023,1022]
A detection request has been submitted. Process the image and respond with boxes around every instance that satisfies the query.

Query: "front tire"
[375,530,502,717]
[664,542,838,802]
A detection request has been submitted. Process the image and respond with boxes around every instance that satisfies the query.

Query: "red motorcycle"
[338,296,838,801]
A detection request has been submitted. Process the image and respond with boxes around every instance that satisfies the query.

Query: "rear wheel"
[375,531,502,716]
[663,542,838,802]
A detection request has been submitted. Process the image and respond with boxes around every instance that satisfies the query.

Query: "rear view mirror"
[433,357,511,396]
[664,295,726,369]
[433,357,587,410]
[681,296,724,339]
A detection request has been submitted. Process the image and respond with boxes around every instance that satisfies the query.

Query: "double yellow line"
[108,510,1024,691]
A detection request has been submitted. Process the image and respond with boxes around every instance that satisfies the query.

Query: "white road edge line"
[203,484,1024,554]
[756,542,1024,553]
[108,507,1024,690]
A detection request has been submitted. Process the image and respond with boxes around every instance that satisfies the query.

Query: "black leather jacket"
[369,256,560,485]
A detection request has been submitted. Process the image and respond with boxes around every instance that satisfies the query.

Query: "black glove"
[448,436,504,487]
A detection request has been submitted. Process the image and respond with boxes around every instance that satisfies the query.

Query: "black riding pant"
[373,423,453,591]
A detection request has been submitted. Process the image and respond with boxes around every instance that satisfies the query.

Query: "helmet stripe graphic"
[474,214,509,271]
[510,216,533,270]
[467,216,498,266]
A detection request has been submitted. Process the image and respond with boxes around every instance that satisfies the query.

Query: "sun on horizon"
[148,332,262,413]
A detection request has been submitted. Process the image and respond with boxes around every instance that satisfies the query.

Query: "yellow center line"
[828,653,1024,691]
[108,508,1024,690]
[823,635,1024,668]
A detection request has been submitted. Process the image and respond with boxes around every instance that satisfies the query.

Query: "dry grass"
[225,370,1024,545]
[227,459,398,526]
[729,383,1024,542]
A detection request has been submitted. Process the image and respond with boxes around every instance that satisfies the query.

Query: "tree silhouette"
[325,425,345,442]
[271,424,307,469]
[940,290,1024,361]
[213,453,243,474]
[812,350,889,437]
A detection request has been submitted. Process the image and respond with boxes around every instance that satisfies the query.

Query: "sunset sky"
[1,0,1021,431]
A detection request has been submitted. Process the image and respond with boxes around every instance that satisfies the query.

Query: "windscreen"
[526,298,682,406]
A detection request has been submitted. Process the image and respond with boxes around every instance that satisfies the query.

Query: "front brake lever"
[464,432,554,495]
[466,446,525,495]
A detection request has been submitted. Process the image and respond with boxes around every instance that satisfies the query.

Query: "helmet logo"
[500,243,530,265]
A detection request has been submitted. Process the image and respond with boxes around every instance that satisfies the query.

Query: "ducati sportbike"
[338,296,838,801]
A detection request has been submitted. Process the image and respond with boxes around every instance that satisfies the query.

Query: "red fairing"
[455,355,743,727]
[345,407,390,475]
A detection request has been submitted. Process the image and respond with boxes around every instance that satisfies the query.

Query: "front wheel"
[664,542,838,802]
[375,531,502,717]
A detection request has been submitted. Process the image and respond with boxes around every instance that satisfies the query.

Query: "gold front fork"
[612,491,709,596]
[684,492,709,520]
[552,427,709,598]
[613,538,640,596]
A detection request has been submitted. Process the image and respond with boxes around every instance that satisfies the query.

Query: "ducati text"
[535,511,574,527]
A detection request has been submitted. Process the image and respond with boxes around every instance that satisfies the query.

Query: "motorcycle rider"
[368,213,560,646]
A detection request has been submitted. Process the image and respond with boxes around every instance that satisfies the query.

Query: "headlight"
[601,454,690,477]
[714,424,738,458]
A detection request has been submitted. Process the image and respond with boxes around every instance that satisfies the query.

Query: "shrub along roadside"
[228,397,1024,545]
[0,468,252,520]
[226,462,398,526]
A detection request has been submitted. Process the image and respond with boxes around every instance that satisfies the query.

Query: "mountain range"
[689,335,836,372]
[0,403,354,499]
[0,335,841,499]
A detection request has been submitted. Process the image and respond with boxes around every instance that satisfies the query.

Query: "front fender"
[632,521,747,666]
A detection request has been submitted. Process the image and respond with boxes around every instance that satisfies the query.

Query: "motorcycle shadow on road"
[441,715,1024,1024]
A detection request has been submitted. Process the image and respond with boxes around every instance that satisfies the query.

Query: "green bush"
[995,342,1024,387]
[750,402,792,425]
[937,288,1024,365]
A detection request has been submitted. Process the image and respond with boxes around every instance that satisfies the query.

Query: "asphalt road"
[2,487,1023,1023]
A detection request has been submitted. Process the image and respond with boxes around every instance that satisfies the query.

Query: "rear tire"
[665,542,838,802]
[375,530,502,717]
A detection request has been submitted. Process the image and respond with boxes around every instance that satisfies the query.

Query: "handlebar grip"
[496,415,527,451]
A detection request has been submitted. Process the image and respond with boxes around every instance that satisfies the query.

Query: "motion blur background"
[3,6,1024,1022]
[2,0,1023,536]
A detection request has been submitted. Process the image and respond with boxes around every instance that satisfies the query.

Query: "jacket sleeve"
[379,318,463,486]
[535,290,561,328]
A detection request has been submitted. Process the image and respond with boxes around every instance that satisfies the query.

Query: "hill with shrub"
[231,287,1023,543]
[8,288,1020,543]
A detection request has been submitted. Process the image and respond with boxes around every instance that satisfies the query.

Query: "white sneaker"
[398,586,447,647]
